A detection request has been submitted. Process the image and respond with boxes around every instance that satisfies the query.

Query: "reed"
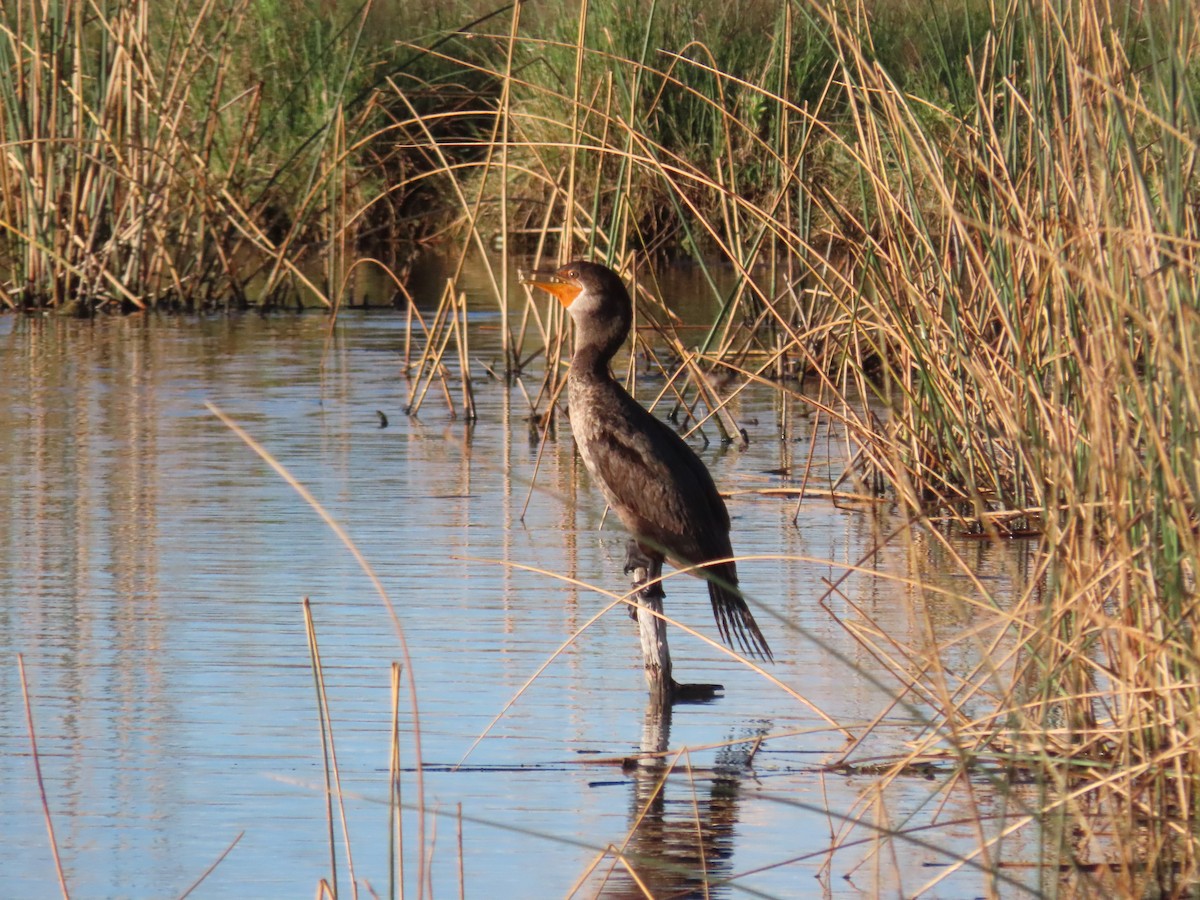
[803,9,1200,891]
[17,654,70,900]
[403,278,476,419]
[210,402,437,896]
[304,597,358,899]
[791,2,1197,891]
[0,0,390,310]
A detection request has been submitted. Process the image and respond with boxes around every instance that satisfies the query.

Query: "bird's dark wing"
[581,390,729,560]
[576,389,774,661]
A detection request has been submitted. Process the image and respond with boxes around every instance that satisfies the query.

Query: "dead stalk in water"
[406,280,466,418]
[304,598,358,900]
[18,654,71,900]
[389,662,404,900]
[176,831,245,900]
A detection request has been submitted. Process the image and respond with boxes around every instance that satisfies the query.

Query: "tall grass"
[0,0,393,310]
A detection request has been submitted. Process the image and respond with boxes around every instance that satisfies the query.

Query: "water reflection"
[582,700,762,897]
[0,294,1043,897]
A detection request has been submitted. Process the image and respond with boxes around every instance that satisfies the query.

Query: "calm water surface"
[0,279,1041,898]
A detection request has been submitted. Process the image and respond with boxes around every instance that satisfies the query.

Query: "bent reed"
[6,0,1200,894]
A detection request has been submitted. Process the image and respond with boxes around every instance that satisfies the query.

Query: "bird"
[524,260,773,661]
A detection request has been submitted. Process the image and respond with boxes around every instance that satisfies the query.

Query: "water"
[0,279,1042,898]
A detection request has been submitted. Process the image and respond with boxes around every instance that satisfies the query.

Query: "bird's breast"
[566,378,607,480]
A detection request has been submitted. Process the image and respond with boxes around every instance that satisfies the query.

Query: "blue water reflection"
[0,301,1039,897]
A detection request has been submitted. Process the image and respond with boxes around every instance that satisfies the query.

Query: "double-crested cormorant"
[525,261,773,661]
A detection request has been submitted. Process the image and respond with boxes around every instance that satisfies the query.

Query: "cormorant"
[525,261,772,661]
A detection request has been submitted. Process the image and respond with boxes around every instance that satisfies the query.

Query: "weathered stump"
[629,564,673,709]
[627,544,722,705]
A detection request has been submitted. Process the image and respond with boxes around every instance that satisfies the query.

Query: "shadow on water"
[0,265,1047,897]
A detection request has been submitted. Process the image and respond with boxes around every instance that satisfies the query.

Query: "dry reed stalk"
[176,830,245,900]
[304,598,359,900]
[517,369,570,522]
[453,553,852,765]
[563,0,590,262]
[404,281,456,416]
[407,2,528,376]
[456,802,465,900]
[510,199,565,367]
[388,661,404,900]
[419,5,1195,886]
[449,287,476,420]
[495,3,524,371]
[17,0,1185,888]
[17,653,70,900]
[423,813,436,900]
[0,0,350,310]
[375,78,508,304]
[602,750,682,893]
[562,845,617,899]
[405,279,477,418]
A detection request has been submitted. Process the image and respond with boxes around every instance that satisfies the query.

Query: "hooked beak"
[522,269,582,308]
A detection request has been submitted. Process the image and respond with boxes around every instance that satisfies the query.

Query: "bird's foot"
[623,540,657,576]
[628,573,665,619]
[670,680,724,704]
[624,540,665,618]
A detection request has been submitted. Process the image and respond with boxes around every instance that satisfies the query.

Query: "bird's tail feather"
[706,569,773,662]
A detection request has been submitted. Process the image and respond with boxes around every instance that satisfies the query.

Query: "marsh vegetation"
[3,0,1200,895]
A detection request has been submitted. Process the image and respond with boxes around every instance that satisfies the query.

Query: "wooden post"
[630,563,673,708]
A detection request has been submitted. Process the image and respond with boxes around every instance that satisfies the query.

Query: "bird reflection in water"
[584,699,769,898]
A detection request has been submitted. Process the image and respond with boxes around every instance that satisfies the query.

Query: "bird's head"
[523,261,632,341]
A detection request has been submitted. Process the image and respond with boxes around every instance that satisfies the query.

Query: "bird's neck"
[570,342,618,383]
[570,318,628,380]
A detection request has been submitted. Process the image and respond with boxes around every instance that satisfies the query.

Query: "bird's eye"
[566,268,578,278]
